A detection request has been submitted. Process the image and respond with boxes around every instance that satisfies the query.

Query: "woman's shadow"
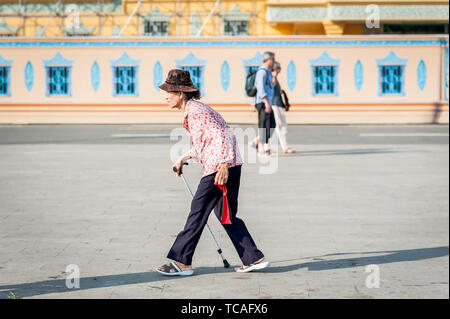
[0,246,447,298]
[264,246,449,273]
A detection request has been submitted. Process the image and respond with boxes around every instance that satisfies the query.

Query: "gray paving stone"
[0,126,448,298]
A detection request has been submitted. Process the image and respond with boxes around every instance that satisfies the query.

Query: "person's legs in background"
[263,112,272,154]
[272,105,295,154]
[256,106,276,155]
[263,109,276,155]
[251,103,263,151]
[257,103,267,154]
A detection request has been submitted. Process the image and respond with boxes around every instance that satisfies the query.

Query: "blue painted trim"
[109,51,141,66]
[376,51,408,96]
[377,66,381,97]
[42,52,73,97]
[309,51,341,97]
[175,51,207,67]
[377,65,406,97]
[42,51,74,66]
[153,60,163,92]
[110,52,141,97]
[0,66,12,97]
[44,66,73,97]
[242,52,262,66]
[220,61,230,92]
[0,55,13,97]
[110,65,114,97]
[0,54,13,66]
[42,53,73,97]
[24,61,34,92]
[310,65,340,97]
[135,66,140,97]
[376,50,408,65]
[416,59,427,91]
[91,61,100,92]
[111,65,139,97]
[176,52,206,96]
[0,39,447,48]
[354,60,364,91]
[69,67,73,97]
[286,60,296,92]
[309,51,341,66]
[445,47,449,102]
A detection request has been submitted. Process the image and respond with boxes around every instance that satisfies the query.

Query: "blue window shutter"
[47,66,70,95]
[380,65,403,95]
[113,66,136,95]
[181,66,202,93]
[309,51,340,96]
[314,66,336,95]
[0,66,9,95]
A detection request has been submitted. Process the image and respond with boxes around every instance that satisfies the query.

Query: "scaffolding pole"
[2,0,257,37]
[196,0,220,37]
[119,0,142,36]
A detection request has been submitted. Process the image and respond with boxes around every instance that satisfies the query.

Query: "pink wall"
[0,35,448,124]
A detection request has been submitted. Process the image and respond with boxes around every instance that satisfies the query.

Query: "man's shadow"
[0,246,447,298]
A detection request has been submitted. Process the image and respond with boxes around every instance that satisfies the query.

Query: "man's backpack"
[245,71,258,97]
[245,67,271,98]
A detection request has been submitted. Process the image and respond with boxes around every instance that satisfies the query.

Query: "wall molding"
[354,59,364,92]
[417,59,427,91]
[1,39,447,48]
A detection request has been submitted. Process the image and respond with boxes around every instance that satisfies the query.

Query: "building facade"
[0,1,448,124]
[0,35,448,124]
[0,0,448,37]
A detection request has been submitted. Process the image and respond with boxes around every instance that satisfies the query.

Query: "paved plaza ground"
[0,124,448,299]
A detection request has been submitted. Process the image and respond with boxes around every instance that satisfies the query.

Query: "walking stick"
[172,163,230,269]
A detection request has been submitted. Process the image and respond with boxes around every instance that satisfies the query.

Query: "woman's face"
[165,91,183,109]
[272,68,281,77]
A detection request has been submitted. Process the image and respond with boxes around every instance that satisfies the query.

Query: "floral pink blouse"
[183,100,243,176]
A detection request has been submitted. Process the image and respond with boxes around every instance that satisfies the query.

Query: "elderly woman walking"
[156,69,270,276]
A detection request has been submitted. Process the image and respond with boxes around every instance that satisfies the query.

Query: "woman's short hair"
[273,61,281,70]
[184,90,201,101]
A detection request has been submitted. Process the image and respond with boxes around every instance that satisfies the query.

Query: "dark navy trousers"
[167,165,264,266]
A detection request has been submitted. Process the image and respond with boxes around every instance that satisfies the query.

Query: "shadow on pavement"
[267,246,449,272]
[0,266,230,299]
[280,148,397,157]
[0,246,447,298]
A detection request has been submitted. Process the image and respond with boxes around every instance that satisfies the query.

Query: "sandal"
[156,261,194,276]
[235,258,270,273]
[283,148,295,154]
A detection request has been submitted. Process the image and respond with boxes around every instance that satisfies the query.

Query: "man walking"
[251,51,276,155]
